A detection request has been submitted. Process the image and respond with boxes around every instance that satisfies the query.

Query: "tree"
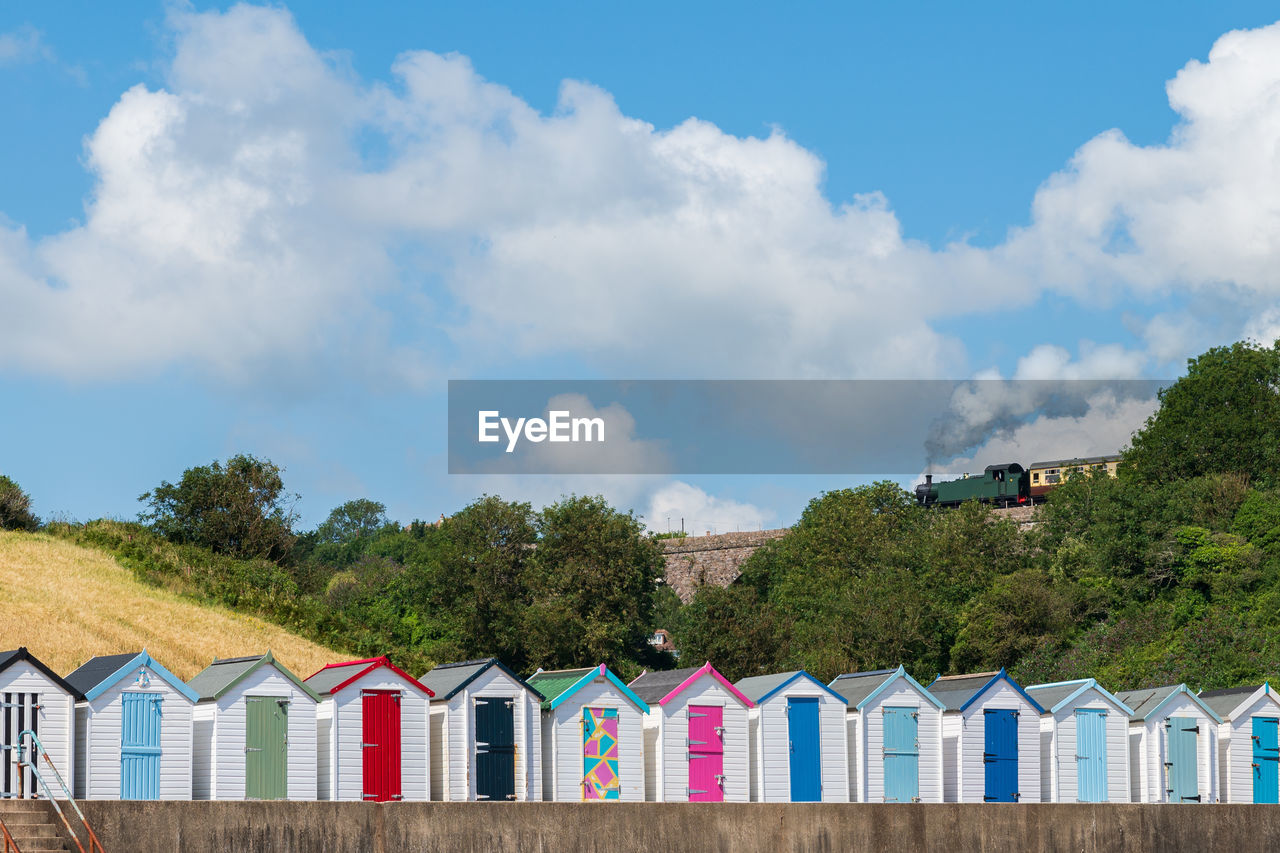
[0,475,38,531]
[315,499,393,543]
[522,495,665,675]
[1126,340,1280,486]
[138,455,299,562]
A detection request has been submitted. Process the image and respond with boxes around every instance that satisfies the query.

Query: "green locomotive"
[914,463,1030,508]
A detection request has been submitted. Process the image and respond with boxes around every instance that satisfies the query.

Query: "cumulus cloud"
[644,481,773,535]
[3,4,1280,389]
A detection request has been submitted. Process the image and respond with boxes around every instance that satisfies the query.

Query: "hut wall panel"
[316,703,333,801]
[83,666,193,800]
[546,679,644,802]
[955,682,1040,803]
[0,662,75,797]
[429,706,445,801]
[860,680,941,803]
[204,666,317,801]
[658,679,750,803]
[192,705,214,800]
[331,670,430,802]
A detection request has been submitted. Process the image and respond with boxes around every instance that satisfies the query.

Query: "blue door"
[120,692,161,800]
[1075,709,1108,802]
[1167,717,1200,802]
[787,697,821,801]
[983,708,1019,802]
[1253,717,1279,804]
[883,706,919,802]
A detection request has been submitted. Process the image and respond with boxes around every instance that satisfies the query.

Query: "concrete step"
[0,799,52,812]
[6,822,58,837]
[8,839,69,852]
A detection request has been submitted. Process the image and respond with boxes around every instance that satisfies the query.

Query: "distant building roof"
[0,648,81,699]
[415,658,539,702]
[187,651,319,703]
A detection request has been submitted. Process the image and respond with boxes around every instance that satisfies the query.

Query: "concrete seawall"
[73,801,1280,852]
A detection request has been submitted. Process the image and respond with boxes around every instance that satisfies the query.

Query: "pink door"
[688,705,724,802]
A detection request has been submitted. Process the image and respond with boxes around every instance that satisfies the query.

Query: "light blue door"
[787,697,821,802]
[1075,709,1108,802]
[1253,717,1279,804]
[1167,717,1200,802]
[983,709,1019,802]
[121,692,161,800]
[883,706,919,802]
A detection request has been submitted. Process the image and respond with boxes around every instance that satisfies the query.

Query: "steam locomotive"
[914,455,1120,509]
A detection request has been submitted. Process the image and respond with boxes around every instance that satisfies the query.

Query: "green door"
[245,696,288,800]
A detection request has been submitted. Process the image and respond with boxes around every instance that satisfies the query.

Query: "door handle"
[361,742,379,748]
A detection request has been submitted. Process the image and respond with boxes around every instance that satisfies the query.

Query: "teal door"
[1075,709,1107,802]
[121,692,161,800]
[1167,717,1200,802]
[787,697,821,802]
[883,707,919,802]
[1253,717,1279,804]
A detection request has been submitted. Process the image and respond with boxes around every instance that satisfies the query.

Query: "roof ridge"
[832,668,896,680]
[430,658,497,670]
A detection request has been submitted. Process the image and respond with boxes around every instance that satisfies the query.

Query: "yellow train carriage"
[1027,455,1120,500]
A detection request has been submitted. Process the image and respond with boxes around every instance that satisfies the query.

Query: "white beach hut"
[1115,684,1221,804]
[629,662,754,803]
[1198,683,1280,804]
[304,656,434,802]
[188,652,321,801]
[928,669,1043,803]
[1026,678,1133,803]
[0,648,79,799]
[65,650,198,800]
[526,664,649,802]
[828,666,944,803]
[417,658,543,802]
[734,670,848,803]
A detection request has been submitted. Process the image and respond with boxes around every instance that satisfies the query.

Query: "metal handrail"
[0,815,21,853]
[17,730,104,853]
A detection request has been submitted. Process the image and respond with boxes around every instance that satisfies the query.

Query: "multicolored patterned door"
[582,707,620,800]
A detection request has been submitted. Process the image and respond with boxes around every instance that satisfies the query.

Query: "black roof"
[628,666,701,705]
[64,652,139,697]
[416,658,542,702]
[828,669,898,706]
[0,648,82,700]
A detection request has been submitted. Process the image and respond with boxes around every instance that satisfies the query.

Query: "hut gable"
[0,648,79,799]
[928,669,1043,803]
[629,663,752,803]
[829,666,944,803]
[527,665,648,802]
[418,659,542,802]
[1026,679,1133,803]
[64,650,196,801]
[1198,683,1280,804]
[735,670,848,803]
[189,652,320,801]
[305,657,434,802]
[1115,684,1221,804]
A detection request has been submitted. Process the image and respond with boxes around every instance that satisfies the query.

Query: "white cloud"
[0,26,48,66]
[644,480,773,535]
[2,5,1280,388]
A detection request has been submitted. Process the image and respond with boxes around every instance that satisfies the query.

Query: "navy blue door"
[787,697,821,802]
[475,697,515,801]
[983,709,1018,802]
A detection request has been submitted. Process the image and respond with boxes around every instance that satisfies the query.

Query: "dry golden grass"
[0,530,340,681]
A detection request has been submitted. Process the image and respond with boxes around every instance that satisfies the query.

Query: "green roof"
[187,651,320,703]
[526,667,597,710]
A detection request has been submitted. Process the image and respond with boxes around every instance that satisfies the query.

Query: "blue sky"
[3,2,1280,532]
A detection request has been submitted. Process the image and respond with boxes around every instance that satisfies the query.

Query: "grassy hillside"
[0,530,340,680]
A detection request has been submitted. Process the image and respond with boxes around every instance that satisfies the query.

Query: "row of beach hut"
[1,647,1276,804]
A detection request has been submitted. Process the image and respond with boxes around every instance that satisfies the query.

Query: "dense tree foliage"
[0,475,39,531]
[27,337,1280,690]
[1126,340,1280,486]
[138,454,299,562]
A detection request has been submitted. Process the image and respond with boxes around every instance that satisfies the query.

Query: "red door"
[362,690,402,802]
[688,705,724,802]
